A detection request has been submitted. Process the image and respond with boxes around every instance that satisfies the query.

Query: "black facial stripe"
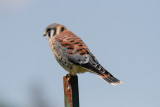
[47,28,56,37]
[61,27,65,32]
[54,28,57,35]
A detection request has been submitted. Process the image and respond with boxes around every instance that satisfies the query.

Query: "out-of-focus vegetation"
[0,101,12,107]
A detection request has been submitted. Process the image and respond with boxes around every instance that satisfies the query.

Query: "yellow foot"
[66,73,77,83]
[66,74,72,83]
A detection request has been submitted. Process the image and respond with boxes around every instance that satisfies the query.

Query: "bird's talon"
[66,74,71,82]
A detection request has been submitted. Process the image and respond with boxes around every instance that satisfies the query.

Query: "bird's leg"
[66,73,77,83]
[66,74,72,83]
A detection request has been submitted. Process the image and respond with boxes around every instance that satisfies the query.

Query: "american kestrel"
[44,23,122,85]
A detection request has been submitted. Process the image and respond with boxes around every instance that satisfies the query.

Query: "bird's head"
[43,23,67,38]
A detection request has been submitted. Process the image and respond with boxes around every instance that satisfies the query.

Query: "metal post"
[63,74,79,107]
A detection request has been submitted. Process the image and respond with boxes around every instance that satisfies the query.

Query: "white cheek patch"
[50,30,55,37]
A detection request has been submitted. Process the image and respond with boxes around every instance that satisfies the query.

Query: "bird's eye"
[47,30,51,38]
[46,28,57,39]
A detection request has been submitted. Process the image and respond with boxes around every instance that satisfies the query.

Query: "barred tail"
[80,61,122,85]
[99,69,122,85]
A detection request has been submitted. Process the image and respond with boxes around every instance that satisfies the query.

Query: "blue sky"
[0,0,160,107]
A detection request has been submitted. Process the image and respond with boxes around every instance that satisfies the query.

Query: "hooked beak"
[43,31,47,37]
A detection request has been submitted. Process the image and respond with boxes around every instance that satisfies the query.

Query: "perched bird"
[44,23,122,85]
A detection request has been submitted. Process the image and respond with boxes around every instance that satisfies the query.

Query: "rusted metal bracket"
[63,74,79,107]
